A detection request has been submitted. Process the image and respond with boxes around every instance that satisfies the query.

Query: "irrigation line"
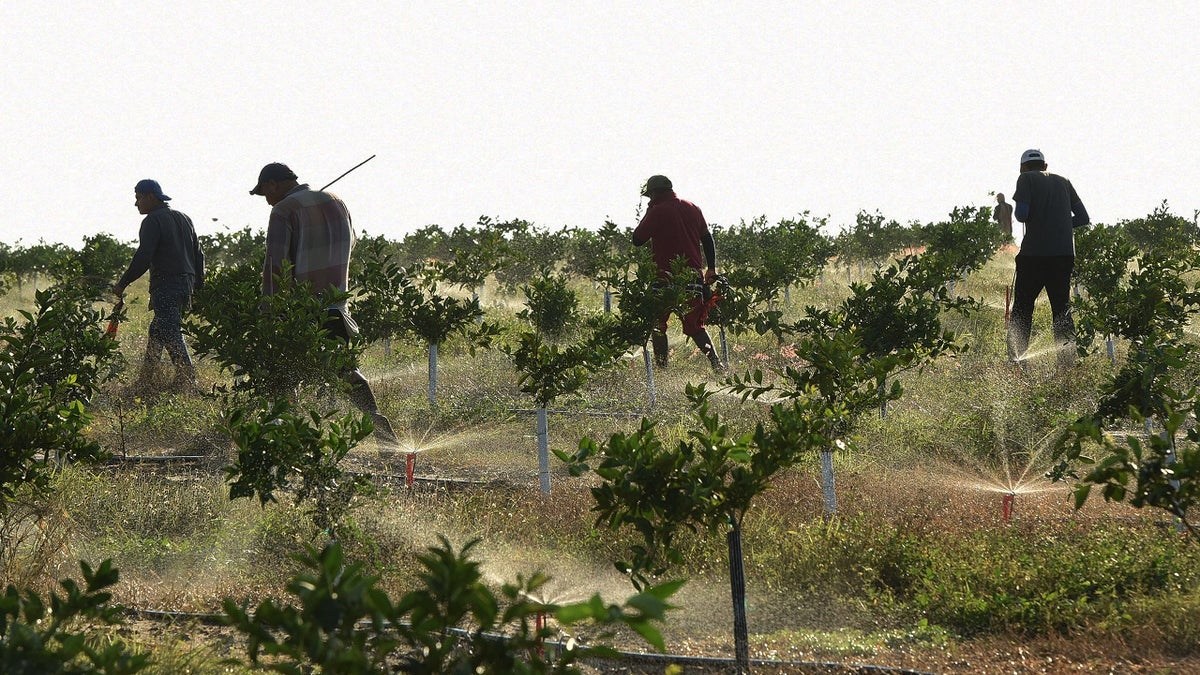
[120,608,934,674]
[102,455,205,465]
[507,408,646,419]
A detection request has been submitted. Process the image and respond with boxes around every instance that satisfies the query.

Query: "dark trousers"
[1007,254,1074,360]
[324,310,397,446]
[146,287,194,376]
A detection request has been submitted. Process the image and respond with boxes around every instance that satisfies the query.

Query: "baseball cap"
[1020,149,1045,164]
[249,163,298,195]
[641,174,672,197]
[134,179,170,201]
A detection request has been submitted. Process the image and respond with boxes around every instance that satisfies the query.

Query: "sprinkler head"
[1001,492,1016,523]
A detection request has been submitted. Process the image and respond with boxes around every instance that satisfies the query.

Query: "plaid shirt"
[262,184,355,309]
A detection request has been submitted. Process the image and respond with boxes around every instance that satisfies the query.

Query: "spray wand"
[320,154,376,191]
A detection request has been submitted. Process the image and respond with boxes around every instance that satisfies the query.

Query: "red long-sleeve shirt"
[632,192,714,274]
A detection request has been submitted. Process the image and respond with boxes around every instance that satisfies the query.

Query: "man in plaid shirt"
[250,162,398,448]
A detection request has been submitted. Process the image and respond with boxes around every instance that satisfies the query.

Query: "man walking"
[632,174,723,373]
[113,179,205,393]
[249,162,398,448]
[1008,149,1090,366]
[994,192,1014,242]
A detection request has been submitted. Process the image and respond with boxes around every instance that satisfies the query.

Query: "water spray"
[1001,492,1015,524]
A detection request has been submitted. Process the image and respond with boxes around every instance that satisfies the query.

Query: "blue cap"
[135,179,171,201]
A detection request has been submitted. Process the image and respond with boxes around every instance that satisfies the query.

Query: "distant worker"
[632,174,724,373]
[1008,149,1090,366]
[994,192,1014,242]
[249,162,398,448]
[113,179,205,393]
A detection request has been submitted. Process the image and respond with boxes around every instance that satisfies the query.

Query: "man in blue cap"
[113,179,206,393]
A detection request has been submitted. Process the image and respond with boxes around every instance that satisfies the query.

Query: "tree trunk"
[537,407,551,494]
[820,449,837,514]
[643,343,657,410]
[427,342,438,407]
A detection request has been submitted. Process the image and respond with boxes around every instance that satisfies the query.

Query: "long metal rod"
[320,154,376,191]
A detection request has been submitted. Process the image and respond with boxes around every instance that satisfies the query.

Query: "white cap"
[1020,148,1045,164]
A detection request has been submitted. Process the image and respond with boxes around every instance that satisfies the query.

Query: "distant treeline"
[1,200,1196,301]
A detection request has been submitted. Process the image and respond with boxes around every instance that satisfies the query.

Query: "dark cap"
[134,179,171,201]
[641,174,672,197]
[249,163,298,195]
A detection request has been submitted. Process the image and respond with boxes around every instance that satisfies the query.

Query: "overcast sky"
[2,2,1197,248]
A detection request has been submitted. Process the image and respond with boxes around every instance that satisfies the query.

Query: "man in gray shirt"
[1008,149,1089,365]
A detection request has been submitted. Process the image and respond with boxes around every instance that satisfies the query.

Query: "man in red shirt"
[632,175,723,372]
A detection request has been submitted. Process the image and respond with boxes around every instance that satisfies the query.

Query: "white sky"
[2,2,1197,248]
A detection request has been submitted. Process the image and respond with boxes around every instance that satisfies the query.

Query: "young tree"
[224,537,677,674]
[0,286,119,513]
[504,269,621,493]
[1049,244,1200,535]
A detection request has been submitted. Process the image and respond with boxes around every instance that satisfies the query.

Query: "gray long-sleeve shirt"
[117,205,206,295]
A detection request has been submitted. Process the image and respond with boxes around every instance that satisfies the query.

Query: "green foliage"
[52,233,135,301]
[492,219,571,293]
[1120,200,1200,255]
[898,523,1200,636]
[561,385,771,588]
[519,270,579,340]
[731,252,974,441]
[1073,223,1135,304]
[223,537,677,674]
[1050,208,1200,532]
[398,224,451,265]
[704,269,784,338]
[7,240,69,291]
[198,225,265,270]
[599,252,695,348]
[503,330,618,409]
[0,559,150,674]
[1075,249,1200,355]
[563,221,633,283]
[0,286,118,513]
[437,222,510,291]
[186,260,360,400]
[920,206,1004,281]
[835,211,912,272]
[222,397,374,536]
[349,236,421,345]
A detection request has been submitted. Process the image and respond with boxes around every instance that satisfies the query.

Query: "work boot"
[692,330,726,374]
[170,363,199,395]
[651,333,669,368]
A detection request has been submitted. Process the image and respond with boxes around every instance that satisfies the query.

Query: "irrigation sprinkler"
[1001,492,1015,524]
[405,452,416,488]
[534,611,547,657]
